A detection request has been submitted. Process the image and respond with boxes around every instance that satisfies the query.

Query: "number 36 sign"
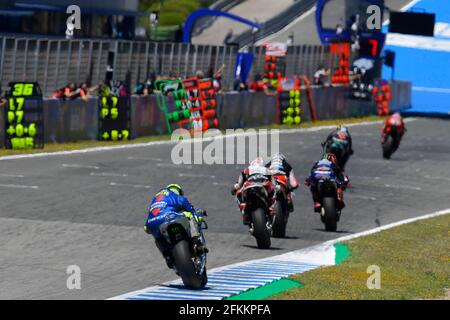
[4,82,44,149]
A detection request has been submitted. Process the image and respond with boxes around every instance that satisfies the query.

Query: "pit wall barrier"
[0,81,411,148]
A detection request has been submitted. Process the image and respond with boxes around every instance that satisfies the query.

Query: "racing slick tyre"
[272,200,287,238]
[252,208,271,249]
[172,240,203,289]
[323,197,338,232]
[200,267,208,287]
[382,135,394,159]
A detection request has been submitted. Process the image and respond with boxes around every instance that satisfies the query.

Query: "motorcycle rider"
[264,152,299,212]
[231,157,274,225]
[305,153,349,213]
[323,125,354,167]
[144,184,207,269]
[382,112,406,142]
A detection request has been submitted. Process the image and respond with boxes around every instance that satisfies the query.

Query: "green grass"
[0,116,384,157]
[271,213,450,300]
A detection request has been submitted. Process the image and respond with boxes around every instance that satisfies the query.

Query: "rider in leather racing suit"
[231,157,274,225]
[144,184,207,269]
[265,152,299,212]
[382,112,406,142]
[324,126,354,163]
[305,153,349,213]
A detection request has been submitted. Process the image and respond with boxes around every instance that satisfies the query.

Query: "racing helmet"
[250,157,264,167]
[323,152,337,164]
[272,152,286,161]
[166,184,184,196]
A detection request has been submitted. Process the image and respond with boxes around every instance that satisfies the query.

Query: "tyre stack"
[166,87,192,130]
[182,77,203,131]
[278,89,301,125]
[198,78,219,131]
[263,55,285,90]
[373,81,391,116]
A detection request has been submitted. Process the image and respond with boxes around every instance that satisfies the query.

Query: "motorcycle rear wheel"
[272,200,287,238]
[172,240,205,289]
[323,197,338,232]
[252,208,271,249]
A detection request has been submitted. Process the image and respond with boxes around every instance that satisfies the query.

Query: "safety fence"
[0,81,411,148]
[0,36,331,97]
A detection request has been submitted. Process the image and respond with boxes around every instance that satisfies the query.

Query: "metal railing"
[0,37,240,96]
[0,36,330,97]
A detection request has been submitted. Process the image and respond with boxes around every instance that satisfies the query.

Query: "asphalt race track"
[0,118,449,299]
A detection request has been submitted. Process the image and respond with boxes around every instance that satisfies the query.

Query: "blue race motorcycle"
[159,210,208,289]
[310,168,342,232]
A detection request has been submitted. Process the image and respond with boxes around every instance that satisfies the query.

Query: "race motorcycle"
[310,168,345,232]
[271,173,291,238]
[158,210,208,289]
[322,134,352,169]
[381,120,404,159]
[236,174,275,249]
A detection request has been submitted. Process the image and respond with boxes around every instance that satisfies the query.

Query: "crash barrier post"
[276,77,301,125]
[330,41,351,85]
[4,82,44,149]
[98,94,131,141]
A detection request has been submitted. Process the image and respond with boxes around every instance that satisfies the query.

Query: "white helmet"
[250,157,264,167]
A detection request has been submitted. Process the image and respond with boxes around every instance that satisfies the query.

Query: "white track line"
[346,194,377,201]
[127,156,163,161]
[0,184,39,189]
[90,172,128,177]
[0,120,407,161]
[157,163,193,169]
[109,182,152,189]
[424,175,450,182]
[179,173,215,179]
[0,173,24,178]
[384,184,422,191]
[62,164,100,170]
